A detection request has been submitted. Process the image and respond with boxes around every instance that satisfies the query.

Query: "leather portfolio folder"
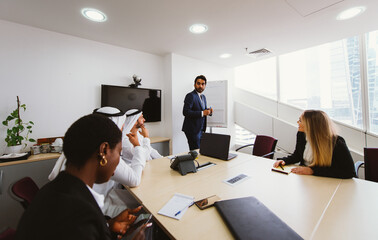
[214,196,303,240]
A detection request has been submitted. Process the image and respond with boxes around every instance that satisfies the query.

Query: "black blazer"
[182,90,207,135]
[16,171,113,240]
[281,131,356,179]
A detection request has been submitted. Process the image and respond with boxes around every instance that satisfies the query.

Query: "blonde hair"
[302,110,337,167]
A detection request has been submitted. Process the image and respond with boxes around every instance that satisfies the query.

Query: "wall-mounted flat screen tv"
[101,85,161,122]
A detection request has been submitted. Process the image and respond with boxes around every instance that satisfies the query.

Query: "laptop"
[200,133,237,160]
[214,196,303,240]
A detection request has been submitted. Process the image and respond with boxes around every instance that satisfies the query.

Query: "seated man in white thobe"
[122,109,163,165]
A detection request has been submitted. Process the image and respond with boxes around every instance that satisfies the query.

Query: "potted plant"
[2,96,36,153]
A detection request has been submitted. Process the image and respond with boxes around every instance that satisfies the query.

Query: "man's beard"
[195,87,203,93]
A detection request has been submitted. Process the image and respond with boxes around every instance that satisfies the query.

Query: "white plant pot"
[6,145,24,154]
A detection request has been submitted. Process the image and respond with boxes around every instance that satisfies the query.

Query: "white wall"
[170,53,234,154]
[0,20,167,155]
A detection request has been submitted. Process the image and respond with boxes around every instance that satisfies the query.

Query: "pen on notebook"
[279,164,284,170]
[174,202,194,216]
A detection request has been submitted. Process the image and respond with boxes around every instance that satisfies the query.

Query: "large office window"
[235,124,255,146]
[235,57,277,100]
[366,30,378,134]
[279,37,362,128]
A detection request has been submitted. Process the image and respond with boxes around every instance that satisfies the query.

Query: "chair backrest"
[252,135,278,159]
[10,177,39,209]
[364,148,378,183]
[0,227,16,240]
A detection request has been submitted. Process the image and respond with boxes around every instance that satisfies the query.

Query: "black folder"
[214,196,303,240]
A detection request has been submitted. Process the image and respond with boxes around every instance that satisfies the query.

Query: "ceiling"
[1,0,378,67]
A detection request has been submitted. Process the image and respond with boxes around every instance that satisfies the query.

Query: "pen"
[279,164,284,170]
[174,202,194,216]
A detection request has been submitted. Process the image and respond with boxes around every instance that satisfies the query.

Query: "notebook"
[214,196,303,240]
[200,133,237,160]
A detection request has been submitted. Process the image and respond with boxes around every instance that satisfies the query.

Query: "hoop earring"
[100,154,108,166]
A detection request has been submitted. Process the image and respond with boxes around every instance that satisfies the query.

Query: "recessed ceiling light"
[81,8,107,22]
[189,24,208,34]
[219,53,232,59]
[336,6,365,20]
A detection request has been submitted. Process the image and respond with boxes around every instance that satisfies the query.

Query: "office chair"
[355,148,378,183]
[9,177,39,209]
[0,227,16,240]
[235,135,278,159]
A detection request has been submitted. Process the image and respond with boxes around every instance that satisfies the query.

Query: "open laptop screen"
[200,133,237,160]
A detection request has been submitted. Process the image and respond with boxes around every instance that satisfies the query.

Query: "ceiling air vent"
[245,48,272,58]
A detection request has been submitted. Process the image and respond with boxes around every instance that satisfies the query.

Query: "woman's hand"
[131,221,153,240]
[291,166,313,175]
[273,160,285,168]
[127,132,140,147]
[108,206,143,239]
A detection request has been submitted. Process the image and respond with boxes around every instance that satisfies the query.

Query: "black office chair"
[355,148,378,182]
[9,177,39,209]
[236,135,278,159]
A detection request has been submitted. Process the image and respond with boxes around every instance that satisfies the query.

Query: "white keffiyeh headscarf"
[123,109,143,134]
[93,107,126,130]
[48,107,126,181]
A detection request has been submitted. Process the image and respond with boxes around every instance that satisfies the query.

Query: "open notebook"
[271,165,295,174]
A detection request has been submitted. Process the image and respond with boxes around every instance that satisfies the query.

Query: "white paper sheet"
[158,193,194,220]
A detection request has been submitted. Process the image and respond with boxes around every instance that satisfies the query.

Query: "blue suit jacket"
[182,90,207,136]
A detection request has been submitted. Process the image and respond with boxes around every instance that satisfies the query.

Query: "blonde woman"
[273,110,356,179]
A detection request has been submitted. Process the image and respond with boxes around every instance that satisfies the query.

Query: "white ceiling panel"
[285,0,345,16]
[0,0,377,67]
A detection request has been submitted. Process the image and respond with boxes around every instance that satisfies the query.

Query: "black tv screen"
[101,85,161,122]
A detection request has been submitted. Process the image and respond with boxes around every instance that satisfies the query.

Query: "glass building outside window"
[279,36,362,129]
[234,124,255,146]
[366,30,378,134]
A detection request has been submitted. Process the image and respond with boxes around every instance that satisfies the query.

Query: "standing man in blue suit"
[182,75,213,150]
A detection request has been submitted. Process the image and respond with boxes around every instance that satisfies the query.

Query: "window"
[235,124,255,146]
[279,36,362,128]
[235,57,277,100]
[366,30,378,134]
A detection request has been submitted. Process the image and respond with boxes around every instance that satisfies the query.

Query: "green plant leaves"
[3,97,34,147]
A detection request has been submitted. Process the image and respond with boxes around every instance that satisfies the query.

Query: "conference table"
[127,151,378,240]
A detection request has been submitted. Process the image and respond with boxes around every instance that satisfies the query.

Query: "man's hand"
[203,109,212,116]
[127,132,140,147]
[140,125,149,138]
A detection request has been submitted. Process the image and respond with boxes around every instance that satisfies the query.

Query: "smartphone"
[122,214,152,240]
[195,195,221,210]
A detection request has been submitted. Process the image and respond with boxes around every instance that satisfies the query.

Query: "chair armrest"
[261,151,275,158]
[235,144,254,152]
[355,161,364,178]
